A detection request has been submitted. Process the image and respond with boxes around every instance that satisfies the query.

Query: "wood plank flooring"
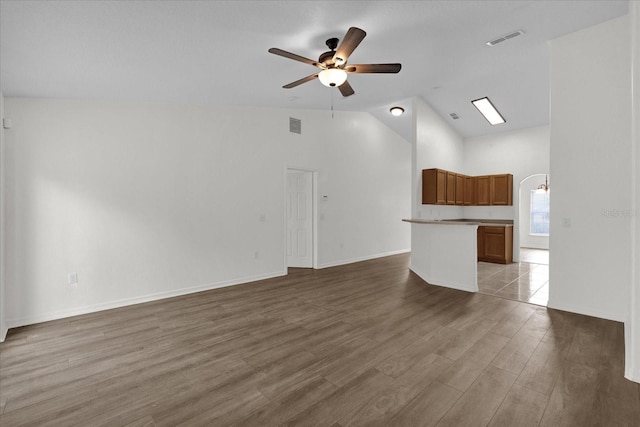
[1,253,638,426]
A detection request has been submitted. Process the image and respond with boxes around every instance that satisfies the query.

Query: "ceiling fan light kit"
[318,68,347,87]
[268,27,401,97]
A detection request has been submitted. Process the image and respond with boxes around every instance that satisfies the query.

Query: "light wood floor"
[1,253,638,426]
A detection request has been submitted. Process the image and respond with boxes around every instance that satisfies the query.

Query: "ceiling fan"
[268,27,401,97]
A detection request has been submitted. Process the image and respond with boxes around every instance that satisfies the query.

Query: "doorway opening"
[476,174,550,306]
[517,173,550,305]
[285,168,317,269]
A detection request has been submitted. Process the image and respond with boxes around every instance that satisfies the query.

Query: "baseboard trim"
[6,270,287,330]
[546,298,626,323]
[318,248,410,269]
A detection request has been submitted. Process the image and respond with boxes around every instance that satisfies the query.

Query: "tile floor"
[477,248,549,306]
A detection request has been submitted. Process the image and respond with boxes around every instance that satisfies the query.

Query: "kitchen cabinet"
[422,168,447,204]
[476,176,490,205]
[477,226,513,264]
[455,174,465,205]
[490,174,513,206]
[446,171,457,205]
[422,169,513,206]
[464,176,475,205]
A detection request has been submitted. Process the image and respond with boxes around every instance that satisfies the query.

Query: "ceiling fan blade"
[268,48,321,68]
[338,80,355,97]
[345,63,402,73]
[283,73,319,89]
[332,27,366,65]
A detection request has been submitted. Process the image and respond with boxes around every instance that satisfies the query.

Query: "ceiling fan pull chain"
[331,91,334,119]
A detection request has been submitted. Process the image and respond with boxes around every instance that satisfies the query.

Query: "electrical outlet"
[68,272,78,285]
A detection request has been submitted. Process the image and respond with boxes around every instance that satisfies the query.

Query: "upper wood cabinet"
[422,169,447,204]
[422,169,513,206]
[476,176,490,206]
[464,176,475,205]
[490,174,513,206]
[446,172,457,205]
[455,174,465,205]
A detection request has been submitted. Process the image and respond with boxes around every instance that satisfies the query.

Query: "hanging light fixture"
[318,68,347,87]
[537,175,549,193]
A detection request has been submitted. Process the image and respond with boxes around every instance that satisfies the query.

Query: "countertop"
[402,218,513,227]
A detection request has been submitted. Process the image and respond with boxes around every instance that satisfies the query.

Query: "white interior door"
[286,170,313,268]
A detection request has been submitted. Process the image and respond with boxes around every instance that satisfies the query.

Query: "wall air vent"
[289,117,301,134]
[486,30,525,47]
[449,113,460,120]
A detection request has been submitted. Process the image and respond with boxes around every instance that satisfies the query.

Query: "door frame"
[284,166,318,270]
[518,173,551,252]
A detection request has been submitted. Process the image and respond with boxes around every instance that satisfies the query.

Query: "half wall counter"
[402,219,514,293]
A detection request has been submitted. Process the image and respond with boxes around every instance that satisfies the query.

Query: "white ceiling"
[0,0,629,139]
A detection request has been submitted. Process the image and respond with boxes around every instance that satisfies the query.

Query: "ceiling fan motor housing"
[319,50,335,65]
[319,37,341,65]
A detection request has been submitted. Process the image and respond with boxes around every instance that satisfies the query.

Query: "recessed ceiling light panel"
[471,97,506,125]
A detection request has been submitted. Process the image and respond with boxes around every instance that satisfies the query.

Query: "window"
[530,190,550,236]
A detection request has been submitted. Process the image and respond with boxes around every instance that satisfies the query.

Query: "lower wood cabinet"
[477,226,513,264]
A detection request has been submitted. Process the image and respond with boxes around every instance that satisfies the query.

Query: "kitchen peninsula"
[403,218,513,292]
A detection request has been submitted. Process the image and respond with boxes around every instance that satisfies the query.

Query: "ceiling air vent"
[289,117,301,134]
[449,113,460,120]
[486,30,525,47]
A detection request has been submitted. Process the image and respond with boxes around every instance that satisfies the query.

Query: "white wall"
[3,98,410,328]
[519,174,550,250]
[628,0,640,383]
[463,125,550,257]
[413,96,465,220]
[0,91,6,342]
[549,15,631,322]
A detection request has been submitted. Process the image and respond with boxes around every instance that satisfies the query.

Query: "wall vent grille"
[487,30,525,47]
[289,117,301,134]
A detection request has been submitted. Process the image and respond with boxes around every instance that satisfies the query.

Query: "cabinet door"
[422,169,447,204]
[464,176,475,205]
[455,174,465,205]
[478,226,513,264]
[483,227,506,261]
[437,169,447,204]
[446,171,456,205]
[477,226,485,258]
[476,176,490,205]
[490,174,513,206]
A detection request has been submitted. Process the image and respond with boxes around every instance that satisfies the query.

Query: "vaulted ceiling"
[0,1,628,139]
